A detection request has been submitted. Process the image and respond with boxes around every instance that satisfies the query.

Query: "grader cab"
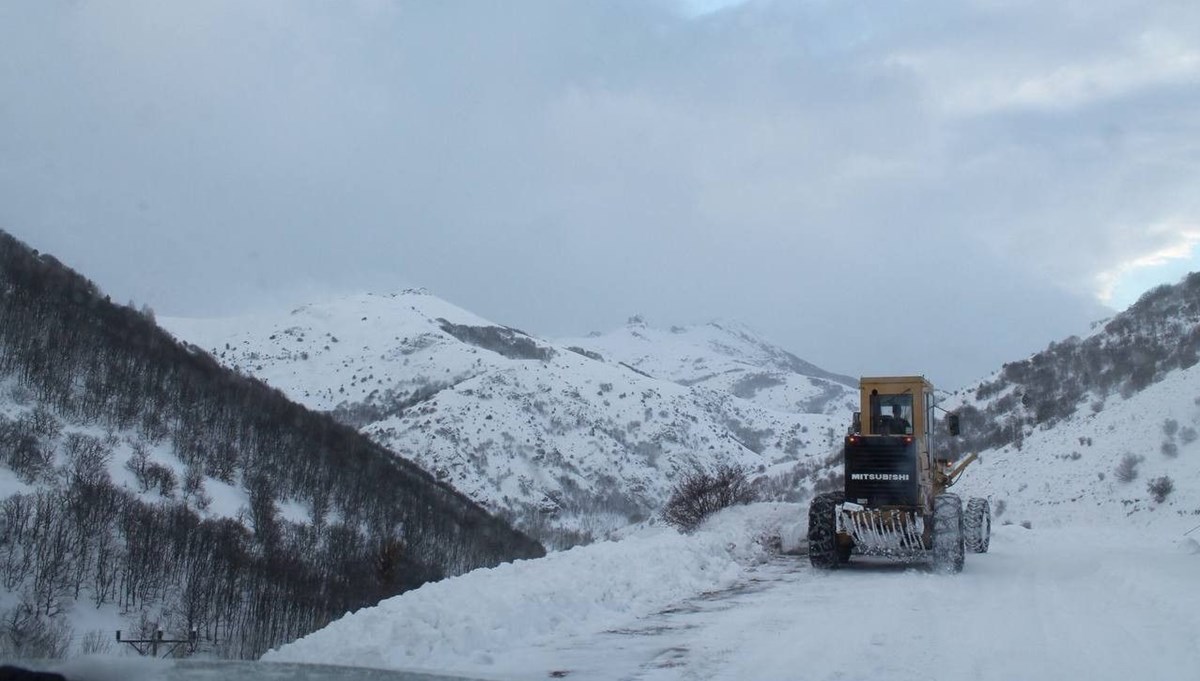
[808,376,990,573]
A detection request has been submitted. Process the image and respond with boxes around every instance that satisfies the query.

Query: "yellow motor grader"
[808,376,990,573]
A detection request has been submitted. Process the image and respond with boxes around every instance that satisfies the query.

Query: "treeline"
[941,273,1200,458]
[0,476,429,658]
[0,230,543,657]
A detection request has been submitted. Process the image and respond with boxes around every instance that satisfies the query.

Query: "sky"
[1,0,1198,388]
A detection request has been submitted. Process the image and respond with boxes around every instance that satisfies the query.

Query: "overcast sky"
[2,0,1198,387]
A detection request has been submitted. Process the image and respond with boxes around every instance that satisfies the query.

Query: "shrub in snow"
[0,600,73,659]
[1181,427,1198,445]
[661,464,757,532]
[812,470,844,495]
[1161,441,1179,458]
[145,462,177,497]
[1114,453,1143,483]
[1147,476,1174,503]
[79,629,113,655]
[1163,418,1179,439]
[1020,520,1032,529]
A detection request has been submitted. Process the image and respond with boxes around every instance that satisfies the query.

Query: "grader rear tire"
[808,492,843,570]
[965,497,991,553]
[932,493,965,574]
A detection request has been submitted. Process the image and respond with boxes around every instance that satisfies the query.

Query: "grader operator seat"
[882,404,910,435]
[866,389,915,437]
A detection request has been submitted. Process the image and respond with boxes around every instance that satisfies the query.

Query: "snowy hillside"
[0,234,540,660]
[166,290,510,414]
[952,360,1200,532]
[163,292,851,545]
[561,317,857,415]
[945,273,1200,531]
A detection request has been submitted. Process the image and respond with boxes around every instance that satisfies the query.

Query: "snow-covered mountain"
[163,271,1200,544]
[560,316,857,415]
[945,273,1200,531]
[164,292,852,545]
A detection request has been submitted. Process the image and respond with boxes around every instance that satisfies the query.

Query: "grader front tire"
[808,492,843,570]
[932,493,965,574]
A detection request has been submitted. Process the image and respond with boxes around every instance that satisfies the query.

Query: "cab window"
[872,393,913,435]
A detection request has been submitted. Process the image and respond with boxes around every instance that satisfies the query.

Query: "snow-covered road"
[523,527,1200,681]
[268,507,1200,681]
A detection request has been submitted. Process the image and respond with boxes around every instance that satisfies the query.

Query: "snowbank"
[263,503,802,672]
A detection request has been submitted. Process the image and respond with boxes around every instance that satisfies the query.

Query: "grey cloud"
[2,0,1195,386]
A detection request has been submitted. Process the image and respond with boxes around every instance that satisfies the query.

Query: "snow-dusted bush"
[1147,476,1174,503]
[661,464,757,532]
[79,629,113,655]
[145,462,177,497]
[0,600,73,659]
[1162,441,1179,458]
[1114,453,1143,483]
[1163,418,1180,439]
[1181,427,1198,445]
[812,469,844,494]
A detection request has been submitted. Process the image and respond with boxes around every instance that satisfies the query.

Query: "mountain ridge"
[163,292,857,546]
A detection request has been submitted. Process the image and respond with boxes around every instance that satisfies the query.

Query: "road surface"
[490,526,1200,681]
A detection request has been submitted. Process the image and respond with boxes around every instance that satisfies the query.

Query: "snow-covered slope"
[561,317,857,415]
[163,292,850,545]
[952,360,1200,531]
[165,289,506,412]
[943,273,1200,531]
[0,234,541,660]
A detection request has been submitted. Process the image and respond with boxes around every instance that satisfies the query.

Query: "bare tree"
[661,464,757,532]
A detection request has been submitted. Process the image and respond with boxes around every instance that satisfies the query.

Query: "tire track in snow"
[527,527,1200,681]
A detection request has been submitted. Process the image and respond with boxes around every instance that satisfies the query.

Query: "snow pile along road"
[266,503,1200,681]
[263,504,804,673]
